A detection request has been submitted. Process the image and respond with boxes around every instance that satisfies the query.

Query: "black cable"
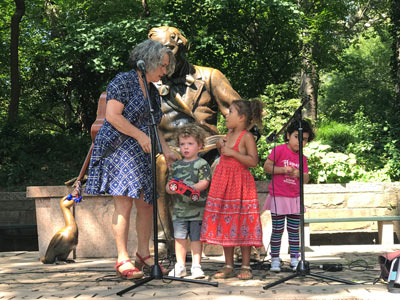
[347,259,374,271]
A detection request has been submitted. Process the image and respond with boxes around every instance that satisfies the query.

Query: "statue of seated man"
[148,26,241,250]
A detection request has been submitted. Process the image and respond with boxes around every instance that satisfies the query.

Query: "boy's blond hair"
[175,124,207,147]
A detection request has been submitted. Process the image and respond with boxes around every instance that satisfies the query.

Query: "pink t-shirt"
[267,143,308,198]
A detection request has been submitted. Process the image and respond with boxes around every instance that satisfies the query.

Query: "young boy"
[166,124,211,279]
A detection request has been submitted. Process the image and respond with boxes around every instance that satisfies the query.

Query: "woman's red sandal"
[115,259,143,279]
[135,252,168,275]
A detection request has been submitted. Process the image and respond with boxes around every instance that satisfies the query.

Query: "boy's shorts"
[173,220,202,241]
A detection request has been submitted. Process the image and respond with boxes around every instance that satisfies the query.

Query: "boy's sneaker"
[290,257,299,271]
[270,257,281,272]
[168,263,187,277]
[190,264,205,279]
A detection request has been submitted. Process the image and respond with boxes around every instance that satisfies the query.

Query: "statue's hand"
[164,149,179,168]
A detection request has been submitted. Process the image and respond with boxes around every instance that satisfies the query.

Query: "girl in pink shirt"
[263,120,314,272]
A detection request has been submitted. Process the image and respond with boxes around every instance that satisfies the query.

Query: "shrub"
[0,126,91,191]
[316,121,356,153]
[305,141,391,183]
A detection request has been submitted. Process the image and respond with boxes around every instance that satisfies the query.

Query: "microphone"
[137,60,146,73]
[319,263,343,272]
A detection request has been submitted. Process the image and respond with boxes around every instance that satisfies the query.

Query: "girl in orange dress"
[200,99,264,280]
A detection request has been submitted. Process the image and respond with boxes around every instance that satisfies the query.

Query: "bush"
[0,126,91,191]
[345,111,388,171]
[305,141,391,183]
[383,139,400,180]
[316,121,356,153]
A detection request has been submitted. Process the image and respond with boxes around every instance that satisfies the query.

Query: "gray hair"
[128,39,175,76]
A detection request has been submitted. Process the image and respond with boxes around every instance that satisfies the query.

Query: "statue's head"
[148,26,188,57]
[149,26,194,77]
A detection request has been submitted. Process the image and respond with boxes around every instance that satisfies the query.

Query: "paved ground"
[1,245,399,299]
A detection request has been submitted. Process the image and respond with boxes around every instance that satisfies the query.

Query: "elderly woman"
[85,39,177,279]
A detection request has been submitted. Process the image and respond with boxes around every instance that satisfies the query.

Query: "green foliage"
[0,0,173,134]
[320,28,395,124]
[384,139,400,180]
[0,0,399,189]
[164,0,303,97]
[259,82,304,137]
[345,111,388,170]
[318,25,400,182]
[299,0,350,71]
[306,142,358,183]
[304,141,391,183]
[317,121,356,153]
[305,111,396,183]
[0,125,91,191]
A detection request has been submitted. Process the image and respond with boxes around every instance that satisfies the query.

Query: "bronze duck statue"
[40,195,79,264]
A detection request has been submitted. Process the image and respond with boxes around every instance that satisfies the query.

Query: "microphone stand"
[117,69,218,296]
[263,97,357,290]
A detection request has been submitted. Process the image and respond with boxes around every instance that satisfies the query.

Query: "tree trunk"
[299,51,319,121]
[8,0,25,125]
[142,0,150,17]
[298,0,318,121]
[392,0,400,103]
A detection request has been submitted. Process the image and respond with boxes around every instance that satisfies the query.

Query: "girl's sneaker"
[290,257,299,271]
[270,257,281,272]
[168,263,187,277]
[190,264,205,279]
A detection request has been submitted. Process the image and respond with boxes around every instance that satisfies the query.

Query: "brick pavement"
[0,245,399,299]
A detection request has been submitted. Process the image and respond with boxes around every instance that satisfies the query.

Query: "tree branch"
[142,0,150,17]
[8,0,25,125]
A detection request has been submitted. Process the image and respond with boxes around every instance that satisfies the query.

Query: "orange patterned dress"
[200,130,263,247]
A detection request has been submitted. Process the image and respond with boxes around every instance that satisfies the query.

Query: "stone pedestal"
[27,186,142,259]
[28,182,400,258]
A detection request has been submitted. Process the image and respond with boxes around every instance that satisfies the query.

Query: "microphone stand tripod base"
[263,260,357,290]
[117,264,218,296]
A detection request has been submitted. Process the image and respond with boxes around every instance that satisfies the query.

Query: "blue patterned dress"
[85,70,162,203]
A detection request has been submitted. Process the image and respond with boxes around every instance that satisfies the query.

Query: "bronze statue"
[40,195,78,264]
[149,26,241,249]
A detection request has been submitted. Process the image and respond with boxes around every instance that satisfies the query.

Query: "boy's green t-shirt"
[168,157,211,221]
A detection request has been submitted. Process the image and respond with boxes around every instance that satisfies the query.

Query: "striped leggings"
[270,214,300,258]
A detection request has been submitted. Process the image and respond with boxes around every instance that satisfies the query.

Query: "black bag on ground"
[378,250,400,293]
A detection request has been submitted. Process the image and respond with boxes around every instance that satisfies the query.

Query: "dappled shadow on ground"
[0,246,396,299]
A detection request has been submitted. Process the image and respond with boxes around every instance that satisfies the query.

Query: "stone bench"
[304,216,400,246]
[258,181,400,250]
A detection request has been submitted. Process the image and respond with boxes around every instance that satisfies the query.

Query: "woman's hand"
[136,131,152,153]
[106,99,152,153]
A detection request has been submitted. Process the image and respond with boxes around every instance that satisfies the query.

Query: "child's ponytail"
[249,99,264,129]
[232,99,265,129]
